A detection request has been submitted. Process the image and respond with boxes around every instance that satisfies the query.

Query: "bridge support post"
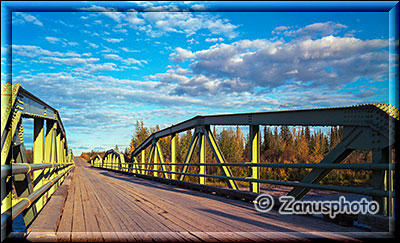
[154,142,159,177]
[141,150,145,175]
[372,147,391,216]
[12,122,37,226]
[33,119,45,212]
[56,129,61,165]
[171,134,176,180]
[199,132,206,185]
[61,137,66,163]
[250,125,260,194]
[43,120,57,202]
[44,120,55,163]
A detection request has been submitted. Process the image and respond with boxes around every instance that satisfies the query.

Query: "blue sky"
[2,2,397,154]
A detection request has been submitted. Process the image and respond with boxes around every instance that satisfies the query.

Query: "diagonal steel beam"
[146,144,155,176]
[288,126,362,199]
[204,126,239,190]
[156,141,170,179]
[179,132,199,181]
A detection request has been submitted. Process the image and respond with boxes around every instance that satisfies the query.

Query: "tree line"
[82,120,373,188]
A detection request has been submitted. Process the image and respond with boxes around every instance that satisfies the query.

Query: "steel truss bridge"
[1,83,397,241]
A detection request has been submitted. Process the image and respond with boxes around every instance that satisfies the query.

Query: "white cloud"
[205,37,224,42]
[103,12,124,22]
[120,47,139,52]
[12,45,81,58]
[169,47,195,62]
[191,4,208,11]
[274,26,289,31]
[149,72,189,84]
[87,63,117,71]
[206,18,238,39]
[113,28,128,34]
[13,13,43,26]
[45,37,79,47]
[159,32,388,96]
[105,38,123,43]
[125,12,145,26]
[45,37,61,44]
[77,9,238,39]
[88,43,99,48]
[279,22,348,38]
[187,38,199,45]
[42,57,99,65]
[104,54,121,60]
[122,58,147,66]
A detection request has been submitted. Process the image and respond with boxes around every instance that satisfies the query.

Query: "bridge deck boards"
[43,157,369,241]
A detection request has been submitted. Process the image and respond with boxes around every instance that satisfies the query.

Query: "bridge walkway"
[29,157,368,241]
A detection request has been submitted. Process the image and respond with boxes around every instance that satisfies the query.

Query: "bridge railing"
[93,104,397,217]
[1,83,74,240]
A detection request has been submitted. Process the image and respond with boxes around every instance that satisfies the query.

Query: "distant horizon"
[2,1,397,155]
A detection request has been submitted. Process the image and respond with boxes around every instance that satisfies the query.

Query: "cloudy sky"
[3,2,396,154]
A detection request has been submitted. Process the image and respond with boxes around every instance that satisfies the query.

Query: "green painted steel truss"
[94,102,397,217]
[1,83,74,241]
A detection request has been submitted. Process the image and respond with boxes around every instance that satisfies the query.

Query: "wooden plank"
[80,177,103,242]
[88,168,173,232]
[188,232,221,242]
[108,182,185,232]
[56,172,76,242]
[28,172,72,233]
[175,232,202,242]
[50,157,368,242]
[70,171,87,242]
[104,174,233,232]
[75,159,121,242]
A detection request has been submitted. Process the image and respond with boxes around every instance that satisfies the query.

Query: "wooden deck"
[26,157,380,242]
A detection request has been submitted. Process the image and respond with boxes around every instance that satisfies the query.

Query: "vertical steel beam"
[250,125,260,193]
[60,137,65,163]
[56,130,62,164]
[372,147,390,216]
[33,118,45,212]
[112,154,116,170]
[44,120,55,163]
[33,119,44,164]
[154,142,159,177]
[12,122,37,226]
[120,154,126,172]
[141,150,145,175]
[133,156,138,173]
[199,133,206,185]
[44,120,57,201]
[113,154,116,170]
[171,133,176,180]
